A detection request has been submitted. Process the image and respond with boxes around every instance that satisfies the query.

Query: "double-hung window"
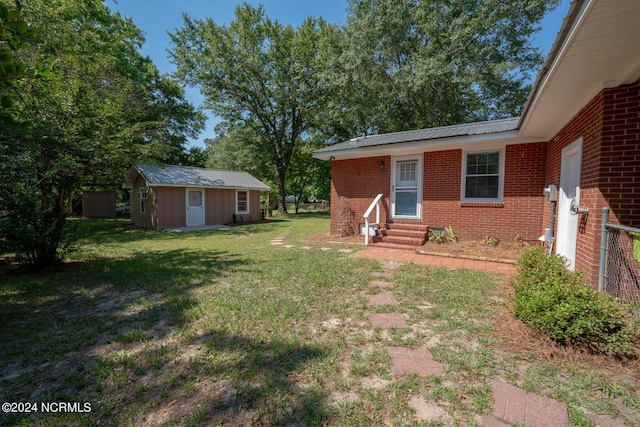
[236,190,249,214]
[138,187,148,213]
[462,150,503,202]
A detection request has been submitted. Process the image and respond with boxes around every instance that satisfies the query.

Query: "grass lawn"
[1,212,638,426]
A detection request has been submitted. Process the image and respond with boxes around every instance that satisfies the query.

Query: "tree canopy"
[173,0,558,206]
[327,0,559,139]
[170,4,336,213]
[0,0,204,267]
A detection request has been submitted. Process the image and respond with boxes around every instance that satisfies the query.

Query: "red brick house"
[313,0,640,287]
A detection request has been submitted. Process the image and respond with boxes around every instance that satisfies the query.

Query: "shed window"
[140,199,146,214]
[138,187,148,200]
[188,190,203,207]
[461,150,503,202]
[236,190,249,214]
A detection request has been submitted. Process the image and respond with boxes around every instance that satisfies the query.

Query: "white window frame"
[236,190,249,214]
[140,199,146,214]
[391,156,423,220]
[460,148,505,203]
[138,187,148,200]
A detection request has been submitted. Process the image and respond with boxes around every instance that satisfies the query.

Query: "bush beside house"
[512,248,639,357]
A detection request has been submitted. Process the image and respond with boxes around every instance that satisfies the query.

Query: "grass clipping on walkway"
[512,248,639,358]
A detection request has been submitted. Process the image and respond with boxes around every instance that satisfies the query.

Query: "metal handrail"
[363,194,383,245]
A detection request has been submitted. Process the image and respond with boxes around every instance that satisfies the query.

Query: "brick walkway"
[370,313,407,328]
[365,292,398,306]
[387,347,445,376]
[358,246,576,426]
[352,246,517,277]
[482,380,569,427]
[272,241,621,425]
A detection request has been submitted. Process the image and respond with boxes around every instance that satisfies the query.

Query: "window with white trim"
[236,190,249,214]
[138,187,148,200]
[139,187,148,214]
[462,150,503,202]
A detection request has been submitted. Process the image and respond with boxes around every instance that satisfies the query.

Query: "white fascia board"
[519,0,594,137]
[315,131,540,161]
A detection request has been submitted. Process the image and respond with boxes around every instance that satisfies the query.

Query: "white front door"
[391,157,422,219]
[186,188,205,227]
[556,139,583,270]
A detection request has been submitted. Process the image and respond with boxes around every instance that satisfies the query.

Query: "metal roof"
[130,164,271,191]
[314,118,519,155]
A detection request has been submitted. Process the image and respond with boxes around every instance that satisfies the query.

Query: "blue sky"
[108,0,571,148]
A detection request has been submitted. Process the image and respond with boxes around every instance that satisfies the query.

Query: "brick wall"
[328,81,639,291]
[545,80,640,287]
[330,156,391,235]
[422,143,547,242]
[329,142,547,242]
[601,81,640,227]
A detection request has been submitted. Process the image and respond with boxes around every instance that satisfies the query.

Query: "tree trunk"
[277,170,288,214]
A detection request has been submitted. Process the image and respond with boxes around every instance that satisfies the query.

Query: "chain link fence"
[601,210,640,305]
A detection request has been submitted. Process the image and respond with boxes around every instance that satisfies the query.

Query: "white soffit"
[521,0,640,139]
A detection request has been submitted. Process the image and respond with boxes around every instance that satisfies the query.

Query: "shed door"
[186,188,205,227]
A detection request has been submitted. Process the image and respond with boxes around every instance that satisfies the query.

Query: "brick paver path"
[481,380,569,427]
[387,347,445,377]
[369,279,393,288]
[587,414,627,427]
[366,292,398,306]
[371,271,394,278]
[353,247,517,277]
[370,313,407,328]
[353,248,617,426]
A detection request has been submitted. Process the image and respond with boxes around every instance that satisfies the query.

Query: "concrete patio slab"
[166,224,230,232]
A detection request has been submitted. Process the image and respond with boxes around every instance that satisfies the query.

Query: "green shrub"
[512,248,638,357]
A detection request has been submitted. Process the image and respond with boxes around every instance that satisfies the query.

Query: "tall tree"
[328,0,559,138]
[170,4,336,213]
[0,0,204,267]
[287,136,330,213]
[0,3,49,126]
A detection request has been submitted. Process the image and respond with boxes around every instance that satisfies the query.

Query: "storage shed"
[82,191,117,218]
[126,164,270,230]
